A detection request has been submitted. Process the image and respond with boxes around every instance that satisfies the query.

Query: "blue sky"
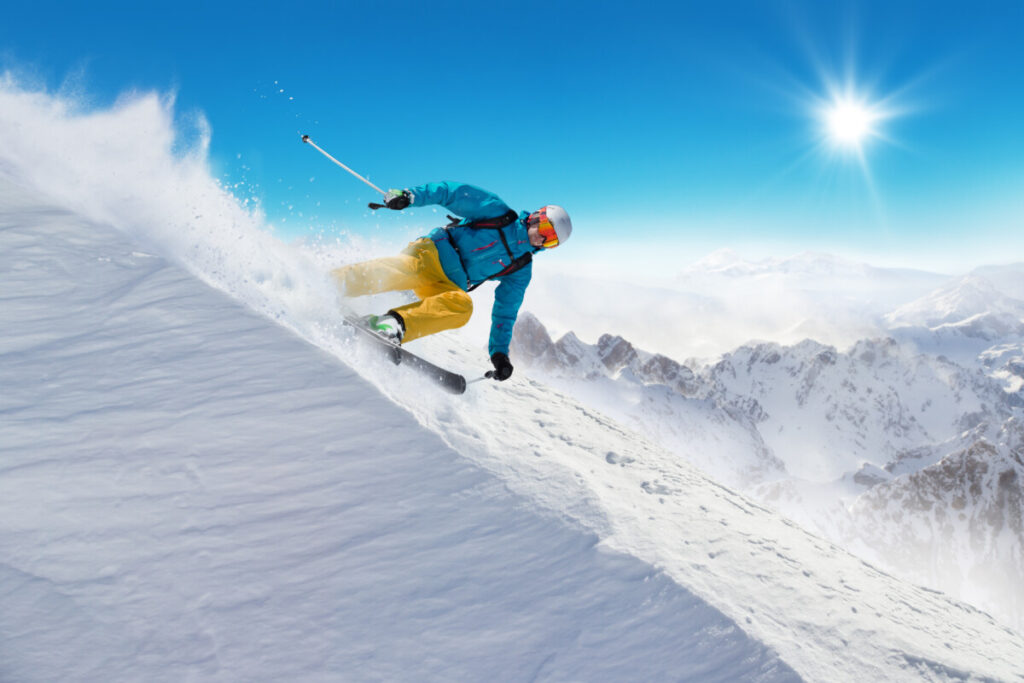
[2,0,1022,273]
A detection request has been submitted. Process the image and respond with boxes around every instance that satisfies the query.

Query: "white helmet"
[530,204,573,248]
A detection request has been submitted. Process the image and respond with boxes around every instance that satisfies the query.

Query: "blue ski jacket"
[408,181,537,357]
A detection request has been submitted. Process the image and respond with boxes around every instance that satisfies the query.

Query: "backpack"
[445,210,533,292]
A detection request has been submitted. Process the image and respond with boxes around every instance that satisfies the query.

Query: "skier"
[332,181,572,382]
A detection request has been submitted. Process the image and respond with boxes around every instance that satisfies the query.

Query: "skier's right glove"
[490,352,514,381]
[384,189,412,210]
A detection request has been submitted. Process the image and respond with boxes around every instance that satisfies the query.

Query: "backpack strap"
[446,209,519,230]
[444,209,530,291]
[466,252,533,292]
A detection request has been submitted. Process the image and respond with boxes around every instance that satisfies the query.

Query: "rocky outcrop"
[511,311,699,393]
[851,418,1024,630]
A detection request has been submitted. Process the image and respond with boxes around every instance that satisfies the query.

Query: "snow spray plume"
[0,73,350,348]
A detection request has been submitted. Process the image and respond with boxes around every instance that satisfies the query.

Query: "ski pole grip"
[484,371,495,379]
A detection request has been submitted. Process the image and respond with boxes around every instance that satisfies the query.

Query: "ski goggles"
[534,208,560,249]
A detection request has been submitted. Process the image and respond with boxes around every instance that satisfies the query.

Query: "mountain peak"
[886,273,1024,329]
[596,333,638,370]
[693,248,744,270]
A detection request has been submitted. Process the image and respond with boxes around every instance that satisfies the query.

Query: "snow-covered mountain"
[707,336,1020,481]
[511,297,1024,634]
[513,314,1021,480]
[887,273,1024,329]
[885,265,1024,390]
[6,77,1024,680]
[511,312,782,489]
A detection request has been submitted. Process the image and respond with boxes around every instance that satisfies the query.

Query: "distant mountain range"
[513,255,1024,633]
[528,250,953,362]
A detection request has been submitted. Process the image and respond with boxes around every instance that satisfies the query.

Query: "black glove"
[384,189,411,210]
[490,352,514,381]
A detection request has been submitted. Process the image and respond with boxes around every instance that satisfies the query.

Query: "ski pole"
[301,135,388,202]
[467,373,496,385]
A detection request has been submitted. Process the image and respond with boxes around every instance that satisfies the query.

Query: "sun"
[821,95,884,152]
[827,100,872,145]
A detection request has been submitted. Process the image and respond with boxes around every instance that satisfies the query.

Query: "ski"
[341,314,467,395]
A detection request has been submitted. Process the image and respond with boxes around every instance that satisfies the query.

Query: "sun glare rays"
[803,79,905,213]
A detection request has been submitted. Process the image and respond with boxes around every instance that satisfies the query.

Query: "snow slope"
[4,78,1024,681]
[0,203,796,682]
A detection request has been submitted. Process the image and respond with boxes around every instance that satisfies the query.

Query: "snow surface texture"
[4,79,1024,682]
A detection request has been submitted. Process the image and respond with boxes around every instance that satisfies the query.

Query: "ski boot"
[363,313,404,344]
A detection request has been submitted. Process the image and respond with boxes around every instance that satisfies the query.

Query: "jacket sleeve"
[488,260,533,357]
[407,181,512,221]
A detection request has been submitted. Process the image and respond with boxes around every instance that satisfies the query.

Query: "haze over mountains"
[524,249,952,362]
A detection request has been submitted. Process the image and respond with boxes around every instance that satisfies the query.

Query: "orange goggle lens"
[536,209,559,248]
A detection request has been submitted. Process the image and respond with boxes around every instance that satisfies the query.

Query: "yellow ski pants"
[331,238,472,344]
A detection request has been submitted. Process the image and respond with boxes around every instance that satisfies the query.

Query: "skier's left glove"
[384,189,412,210]
[490,352,514,381]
